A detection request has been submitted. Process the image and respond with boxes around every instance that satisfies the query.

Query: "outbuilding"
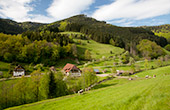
[13,65,25,77]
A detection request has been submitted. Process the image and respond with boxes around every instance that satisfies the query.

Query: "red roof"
[63,63,80,72]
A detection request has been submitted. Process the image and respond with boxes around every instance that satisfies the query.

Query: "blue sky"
[0,0,170,27]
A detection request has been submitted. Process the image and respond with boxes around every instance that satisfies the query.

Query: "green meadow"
[6,65,170,110]
[75,39,124,59]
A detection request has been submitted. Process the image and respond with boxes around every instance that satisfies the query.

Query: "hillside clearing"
[75,39,124,59]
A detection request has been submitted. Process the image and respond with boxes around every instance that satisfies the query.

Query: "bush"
[164,44,170,51]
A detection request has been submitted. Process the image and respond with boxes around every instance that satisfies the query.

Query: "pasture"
[6,65,170,110]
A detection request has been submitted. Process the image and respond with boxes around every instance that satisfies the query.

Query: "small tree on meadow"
[85,49,91,60]
[144,59,149,70]
[71,44,77,57]
[164,44,170,51]
[112,66,117,74]
[82,67,98,89]
[130,64,136,73]
[129,57,135,65]
[156,57,163,67]
[109,38,115,46]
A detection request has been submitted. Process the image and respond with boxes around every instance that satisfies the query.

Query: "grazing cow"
[153,75,156,78]
[78,89,83,94]
[135,75,138,78]
[85,88,89,91]
[145,75,149,79]
[128,77,133,80]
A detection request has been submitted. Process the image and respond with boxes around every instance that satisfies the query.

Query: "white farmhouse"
[63,63,81,77]
[13,65,25,77]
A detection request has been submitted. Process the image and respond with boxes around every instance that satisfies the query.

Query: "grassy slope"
[155,32,170,40]
[59,31,124,59]
[59,31,84,35]
[7,66,170,110]
[75,39,124,59]
[0,61,10,75]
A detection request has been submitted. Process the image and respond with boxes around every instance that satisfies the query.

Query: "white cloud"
[92,0,170,21]
[47,0,95,20]
[0,0,95,23]
[0,0,34,22]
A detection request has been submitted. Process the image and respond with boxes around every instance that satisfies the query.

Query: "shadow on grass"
[92,83,118,90]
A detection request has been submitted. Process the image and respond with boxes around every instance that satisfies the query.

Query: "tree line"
[0,68,97,109]
[0,33,76,65]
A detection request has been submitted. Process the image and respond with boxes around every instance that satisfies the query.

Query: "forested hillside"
[142,24,170,43]
[0,18,45,34]
[0,15,168,56]
[39,15,167,55]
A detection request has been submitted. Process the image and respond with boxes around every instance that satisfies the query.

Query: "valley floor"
[6,66,170,110]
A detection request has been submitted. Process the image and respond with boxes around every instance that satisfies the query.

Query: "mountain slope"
[0,18,45,34]
[41,15,167,52]
[0,15,168,51]
[142,24,170,43]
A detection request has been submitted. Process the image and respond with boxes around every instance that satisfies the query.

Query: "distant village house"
[94,69,100,74]
[63,63,81,77]
[13,65,25,77]
[50,66,56,72]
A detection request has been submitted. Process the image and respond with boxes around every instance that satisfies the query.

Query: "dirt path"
[0,75,31,82]
[96,74,110,77]
[96,73,130,79]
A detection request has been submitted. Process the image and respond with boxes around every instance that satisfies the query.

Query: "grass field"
[0,61,10,74]
[59,31,84,35]
[7,65,170,110]
[75,39,124,59]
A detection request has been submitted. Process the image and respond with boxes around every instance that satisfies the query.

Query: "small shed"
[94,69,100,74]
[13,65,25,77]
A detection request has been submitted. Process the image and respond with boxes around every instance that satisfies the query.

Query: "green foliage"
[144,24,170,43]
[130,64,136,73]
[144,59,149,70]
[111,66,117,73]
[164,44,170,51]
[0,70,68,109]
[82,67,98,88]
[14,76,28,104]
[156,57,164,67]
[121,51,130,64]
[0,33,76,65]
[109,38,115,46]
[137,39,165,59]
[129,57,135,65]
[58,21,68,31]
[3,52,13,62]
[71,44,78,57]
[48,71,57,98]
[40,73,49,99]
[84,49,91,60]
[0,18,44,34]
[30,70,42,101]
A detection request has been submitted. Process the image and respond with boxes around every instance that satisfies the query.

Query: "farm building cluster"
[12,63,135,77]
